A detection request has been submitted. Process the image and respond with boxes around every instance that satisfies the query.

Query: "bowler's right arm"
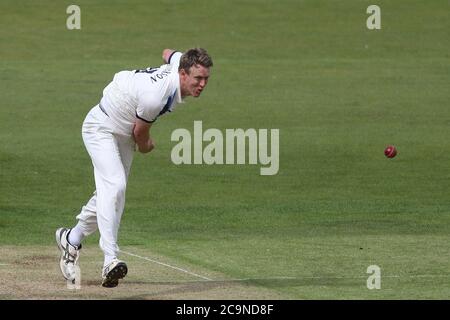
[162,49,178,64]
[133,119,155,153]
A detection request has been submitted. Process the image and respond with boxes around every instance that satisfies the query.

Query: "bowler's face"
[180,65,210,98]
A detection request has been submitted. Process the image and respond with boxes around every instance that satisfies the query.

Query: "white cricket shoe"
[55,228,82,282]
[101,259,128,288]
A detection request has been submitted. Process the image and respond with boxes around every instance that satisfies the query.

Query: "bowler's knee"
[115,179,127,198]
[108,176,127,200]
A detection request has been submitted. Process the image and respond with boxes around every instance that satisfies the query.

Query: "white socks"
[68,224,117,268]
[68,225,85,247]
[104,255,117,267]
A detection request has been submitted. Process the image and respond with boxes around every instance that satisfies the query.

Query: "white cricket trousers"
[76,105,135,260]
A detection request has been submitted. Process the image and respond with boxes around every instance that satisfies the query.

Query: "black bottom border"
[1,300,448,318]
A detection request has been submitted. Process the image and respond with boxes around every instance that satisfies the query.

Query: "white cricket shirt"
[99,51,184,136]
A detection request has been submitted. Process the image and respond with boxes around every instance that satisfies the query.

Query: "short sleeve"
[136,93,163,123]
[168,51,183,68]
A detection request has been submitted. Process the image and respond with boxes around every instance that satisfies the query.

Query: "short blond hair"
[179,48,213,73]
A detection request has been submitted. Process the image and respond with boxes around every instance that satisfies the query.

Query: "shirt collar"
[174,72,184,104]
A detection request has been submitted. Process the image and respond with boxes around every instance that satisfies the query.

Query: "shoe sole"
[102,262,128,288]
[55,228,65,251]
[55,228,71,281]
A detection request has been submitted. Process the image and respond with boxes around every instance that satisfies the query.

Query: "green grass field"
[1,0,449,299]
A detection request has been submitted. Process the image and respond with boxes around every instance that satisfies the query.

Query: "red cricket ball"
[384,145,397,158]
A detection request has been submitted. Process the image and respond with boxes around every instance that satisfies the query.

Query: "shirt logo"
[135,67,171,83]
